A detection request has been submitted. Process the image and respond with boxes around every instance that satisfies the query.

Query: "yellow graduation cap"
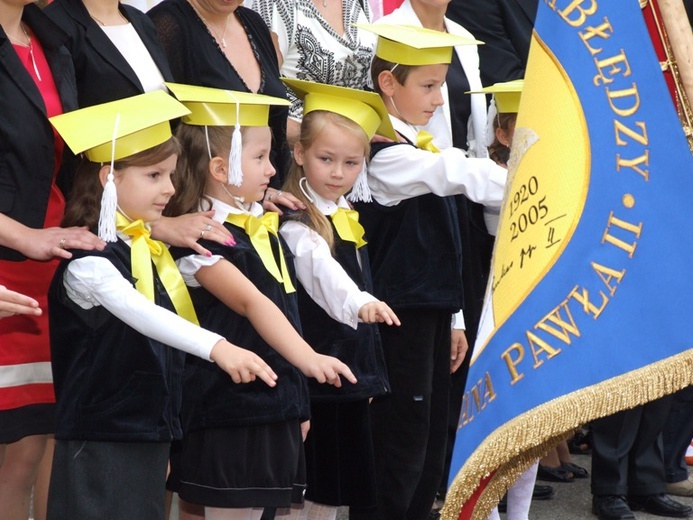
[165,82,290,127]
[49,90,190,163]
[50,91,189,242]
[469,79,524,114]
[355,23,482,66]
[166,82,290,187]
[282,78,397,141]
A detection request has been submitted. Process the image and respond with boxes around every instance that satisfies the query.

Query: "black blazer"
[45,0,173,108]
[447,0,538,85]
[0,4,78,261]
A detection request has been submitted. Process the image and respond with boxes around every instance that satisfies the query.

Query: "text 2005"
[508,176,548,241]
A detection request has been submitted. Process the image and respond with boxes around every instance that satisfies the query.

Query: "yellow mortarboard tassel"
[225,212,296,294]
[416,130,441,153]
[330,208,367,249]
[116,213,199,325]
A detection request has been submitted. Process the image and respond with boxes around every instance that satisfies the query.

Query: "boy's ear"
[209,156,228,183]
[378,70,397,97]
[98,164,112,188]
[293,142,304,166]
[496,126,511,147]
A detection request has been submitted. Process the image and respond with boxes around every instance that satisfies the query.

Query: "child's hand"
[300,420,310,441]
[210,340,278,387]
[300,354,357,388]
[150,212,235,257]
[0,285,41,319]
[358,301,401,326]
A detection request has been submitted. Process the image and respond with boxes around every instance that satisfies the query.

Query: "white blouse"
[64,231,223,361]
[279,184,377,329]
[252,0,375,119]
[100,23,166,94]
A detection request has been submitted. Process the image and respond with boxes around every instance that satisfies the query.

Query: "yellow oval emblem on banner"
[490,34,590,327]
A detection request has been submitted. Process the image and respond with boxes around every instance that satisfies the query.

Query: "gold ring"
[59,239,66,249]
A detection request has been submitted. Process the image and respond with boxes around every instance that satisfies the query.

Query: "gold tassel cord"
[441,349,693,520]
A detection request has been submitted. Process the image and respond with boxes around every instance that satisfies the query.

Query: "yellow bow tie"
[116,214,199,325]
[225,212,296,294]
[416,130,441,153]
[330,208,367,249]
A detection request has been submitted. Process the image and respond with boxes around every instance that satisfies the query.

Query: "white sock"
[205,507,264,520]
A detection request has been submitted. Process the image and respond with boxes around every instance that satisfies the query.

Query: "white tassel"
[228,121,243,186]
[485,98,498,148]
[347,159,371,203]
[99,113,120,242]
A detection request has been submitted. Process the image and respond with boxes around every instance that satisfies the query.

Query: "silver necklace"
[7,24,41,81]
[188,0,230,49]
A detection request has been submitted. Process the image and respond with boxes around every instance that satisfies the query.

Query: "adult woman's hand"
[0,286,42,319]
[15,225,105,261]
[150,211,235,257]
[262,188,306,215]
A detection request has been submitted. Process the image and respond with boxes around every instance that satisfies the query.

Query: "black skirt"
[171,420,306,508]
[304,399,378,508]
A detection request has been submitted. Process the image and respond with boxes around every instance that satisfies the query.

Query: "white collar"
[302,180,351,216]
[389,115,421,144]
[207,197,265,223]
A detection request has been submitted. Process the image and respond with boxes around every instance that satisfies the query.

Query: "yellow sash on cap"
[225,212,296,294]
[116,213,199,325]
[330,208,367,249]
[416,130,441,153]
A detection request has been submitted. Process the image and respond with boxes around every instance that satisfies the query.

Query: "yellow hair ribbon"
[330,208,367,249]
[116,213,199,325]
[225,212,296,294]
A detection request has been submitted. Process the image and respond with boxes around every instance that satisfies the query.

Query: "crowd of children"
[1,15,519,520]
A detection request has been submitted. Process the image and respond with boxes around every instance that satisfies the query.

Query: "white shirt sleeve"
[368,144,508,207]
[452,310,466,330]
[176,254,224,288]
[280,220,377,329]
[64,256,223,361]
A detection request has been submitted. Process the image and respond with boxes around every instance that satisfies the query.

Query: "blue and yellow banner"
[444,2,693,519]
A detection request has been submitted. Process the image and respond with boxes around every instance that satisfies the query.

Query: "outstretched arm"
[195,259,357,387]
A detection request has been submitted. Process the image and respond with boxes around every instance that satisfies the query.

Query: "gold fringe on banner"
[442,349,693,520]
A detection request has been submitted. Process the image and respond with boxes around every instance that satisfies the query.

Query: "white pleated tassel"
[98,113,120,242]
[485,97,498,148]
[347,159,371,203]
[226,91,243,186]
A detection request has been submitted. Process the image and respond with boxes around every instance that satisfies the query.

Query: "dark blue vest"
[285,212,390,402]
[48,240,186,442]
[170,220,310,432]
[355,142,464,312]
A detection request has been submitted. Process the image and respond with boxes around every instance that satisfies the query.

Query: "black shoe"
[498,494,507,513]
[532,484,555,500]
[628,493,693,518]
[592,495,635,520]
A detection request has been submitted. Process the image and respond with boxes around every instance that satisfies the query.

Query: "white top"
[176,198,264,287]
[252,0,375,119]
[64,230,223,361]
[100,23,167,94]
[367,116,508,208]
[279,183,377,329]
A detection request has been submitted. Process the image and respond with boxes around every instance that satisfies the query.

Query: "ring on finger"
[59,238,67,249]
[276,190,283,197]
[204,224,212,232]
[199,230,206,239]
[268,194,274,202]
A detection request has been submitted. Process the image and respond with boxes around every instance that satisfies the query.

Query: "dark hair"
[62,137,182,231]
[488,113,517,167]
[282,111,370,250]
[167,124,253,216]
[371,56,419,94]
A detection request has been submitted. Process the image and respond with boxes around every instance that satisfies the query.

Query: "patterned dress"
[253,0,375,119]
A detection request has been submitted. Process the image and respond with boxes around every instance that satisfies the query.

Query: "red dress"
[0,34,65,443]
